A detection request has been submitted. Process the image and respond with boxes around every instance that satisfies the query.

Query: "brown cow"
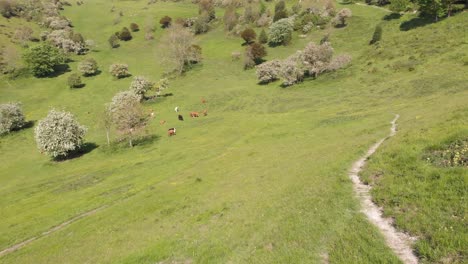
[202,109,208,116]
[168,128,176,136]
[190,112,199,117]
[159,120,166,125]
[201,98,207,104]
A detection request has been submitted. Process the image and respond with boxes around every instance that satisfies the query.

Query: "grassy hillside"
[0,0,466,263]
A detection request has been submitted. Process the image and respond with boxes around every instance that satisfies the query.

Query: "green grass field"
[0,1,466,263]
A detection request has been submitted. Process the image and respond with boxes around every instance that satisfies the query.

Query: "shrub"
[130,23,139,32]
[23,43,65,77]
[302,42,334,76]
[34,109,87,158]
[68,73,83,88]
[256,13,271,27]
[369,25,383,45]
[273,0,288,22]
[71,32,84,44]
[193,15,210,34]
[78,58,98,76]
[332,8,352,28]
[256,59,282,83]
[247,42,267,64]
[258,29,268,44]
[279,57,304,86]
[130,76,154,101]
[198,0,216,21]
[241,28,256,44]
[268,18,293,46]
[327,54,352,71]
[160,16,172,28]
[390,0,410,12]
[0,0,16,18]
[119,27,132,41]
[108,34,119,48]
[13,27,33,47]
[145,32,154,40]
[223,6,238,31]
[109,63,130,78]
[0,102,26,135]
[243,53,255,69]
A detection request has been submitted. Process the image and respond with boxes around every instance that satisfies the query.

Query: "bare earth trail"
[0,206,106,258]
[349,114,419,264]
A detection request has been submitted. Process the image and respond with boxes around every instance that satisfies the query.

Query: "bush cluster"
[256,41,351,86]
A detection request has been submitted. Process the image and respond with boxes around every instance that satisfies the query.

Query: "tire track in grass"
[349,114,419,264]
[0,206,107,258]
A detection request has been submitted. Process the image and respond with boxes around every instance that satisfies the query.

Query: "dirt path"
[349,114,419,264]
[0,206,106,258]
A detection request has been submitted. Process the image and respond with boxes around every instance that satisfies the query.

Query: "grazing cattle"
[150,110,155,118]
[178,114,184,121]
[175,106,179,112]
[159,120,166,125]
[168,128,176,136]
[201,98,207,104]
[190,112,199,117]
[202,109,208,116]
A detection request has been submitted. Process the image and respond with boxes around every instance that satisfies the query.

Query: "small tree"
[268,18,293,46]
[109,91,147,147]
[160,16,172,28]
[241,28,256,44]
[34,109,87,158]
[102,104,112,146]
[109,63,130,78]
[130,23,140,32]
[108,34,119,48]
[247,42,267,64]
[0,102,26,135]
[23,43,65,77]
[369,25,383,45]
[161,25,202,75]
[119,27,132,41]
[68,73,83,88]
[332,8,352,28]
[258,29,268,44]
[130,76,154,101]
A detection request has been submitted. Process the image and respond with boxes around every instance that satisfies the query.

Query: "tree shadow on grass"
[47,64,71,78]
[383,13,402,21]
[400,17,433,31]
[102,134,161,153]
[132,134,161,147]
[53,142,99,162]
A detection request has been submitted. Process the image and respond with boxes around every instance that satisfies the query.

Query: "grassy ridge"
[0,0,466,263]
